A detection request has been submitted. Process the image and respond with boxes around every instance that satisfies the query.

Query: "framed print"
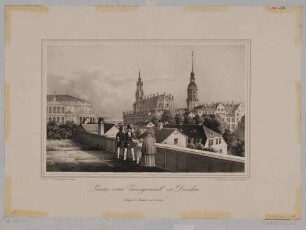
[0,1,305,230]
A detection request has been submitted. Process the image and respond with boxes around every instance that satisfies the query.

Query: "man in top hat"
[115,125,126,159]
[123,124,136,161]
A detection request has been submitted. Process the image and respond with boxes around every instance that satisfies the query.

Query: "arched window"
[62,107,65,113]
[49,117,52,122]
[57,117,60,122]
[49,107,52,113]
[57,107,60,113]
[53,107,56,113]
[61,117,64,123]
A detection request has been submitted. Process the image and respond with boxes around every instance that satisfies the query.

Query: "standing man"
[115,125,126,159]
[123,124,136,161]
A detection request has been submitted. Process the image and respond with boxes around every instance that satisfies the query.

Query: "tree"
[47,120,78,139]
[175,114,185,125]
[161,111,175,124]
[211,118,225,134]
[185,116,195,124]
[223,129,234,147]
[232,141,245,157]
[203,116,213,127]
[195,115,204,125]
[203,115,224,134]
[150,114,160,126]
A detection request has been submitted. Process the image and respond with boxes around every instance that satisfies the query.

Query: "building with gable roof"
[80,122,119,137]
[166,124,228,154]
[139,127,188,148]
[193,102,245,132]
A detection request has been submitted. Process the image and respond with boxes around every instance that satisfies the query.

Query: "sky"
[47,42,247,117]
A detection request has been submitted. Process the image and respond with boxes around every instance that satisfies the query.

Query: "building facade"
[166,124,228,154]
[123,70,175,125]
[234,115,245,141]
[47,94,96,124]
[193,102,245,132]
[140,127,188,148]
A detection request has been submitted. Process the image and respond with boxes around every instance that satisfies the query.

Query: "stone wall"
[72,130,245,172]
[155,144,244,172]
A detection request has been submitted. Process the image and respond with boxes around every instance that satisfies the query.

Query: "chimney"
[158,121,163,130]
[98,117,104,135]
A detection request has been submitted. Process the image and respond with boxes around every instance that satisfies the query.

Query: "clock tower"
[186,51,198,112]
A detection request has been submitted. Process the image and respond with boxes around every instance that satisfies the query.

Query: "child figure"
[136,138,143,164]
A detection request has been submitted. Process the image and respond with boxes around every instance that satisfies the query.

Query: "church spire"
[192,51,194,73]
[190,51,195,80]
[138,69,141,81]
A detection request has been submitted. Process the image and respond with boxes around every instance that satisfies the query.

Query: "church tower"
[134,69,144,112]
[135,69,144,101]
[186,51,198,112]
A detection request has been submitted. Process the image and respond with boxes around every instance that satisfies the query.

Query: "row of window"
[208,137,222,146]
[226,117,238,123]
[48,107,65,114]
[80,117,95,123]
[49,117,65,123]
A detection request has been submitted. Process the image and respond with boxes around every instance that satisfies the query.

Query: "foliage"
[47,121,78,139]
[161,111,175,124]
[196,143,204,150]
[223,129,235,147]
[203,116,224,134]
[185,116,195,124]
[150,114,160,126]
[195,115,204,125]
[232,141,245,157]
[187,142,196,149]
[175,114,185,125]
[203,147,218,153]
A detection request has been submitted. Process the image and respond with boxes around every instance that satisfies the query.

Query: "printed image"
[44,40,249,173]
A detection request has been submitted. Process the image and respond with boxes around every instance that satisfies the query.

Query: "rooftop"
[80,123,116,135]
[139,127,186,143]
[47,94,90,103]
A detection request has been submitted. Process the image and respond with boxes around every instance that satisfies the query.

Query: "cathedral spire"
[138,69,141,81]
[192,51,194,73]
[190,51,195,80]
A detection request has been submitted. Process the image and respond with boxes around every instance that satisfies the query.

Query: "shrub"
[196,143,204,150]
[47,121,78,139]
[187,143,196,149]
[203,147,218,153]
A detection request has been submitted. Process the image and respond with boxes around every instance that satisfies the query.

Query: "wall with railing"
[71,130,245,172]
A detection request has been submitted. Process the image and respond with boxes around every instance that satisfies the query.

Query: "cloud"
[47,68,133,117]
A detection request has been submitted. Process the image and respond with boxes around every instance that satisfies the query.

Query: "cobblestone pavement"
[46,139,165,172]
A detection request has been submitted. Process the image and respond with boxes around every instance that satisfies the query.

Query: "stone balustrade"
[71,130,245,172]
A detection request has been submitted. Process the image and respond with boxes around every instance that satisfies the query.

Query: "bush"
[196,143,204,150]
[203,147,218,153]
[232,141,245,157]
[47,121,78,139]
[187,143,196,149]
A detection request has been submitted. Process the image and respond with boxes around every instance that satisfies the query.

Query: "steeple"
[186,51,198,112]
[135,69,144,103]
[190,51,195,80]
